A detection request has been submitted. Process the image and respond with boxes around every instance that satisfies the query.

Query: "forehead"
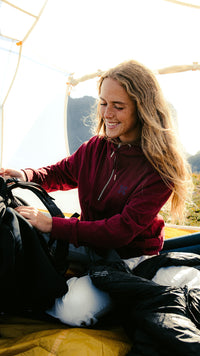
[100,78,129,102]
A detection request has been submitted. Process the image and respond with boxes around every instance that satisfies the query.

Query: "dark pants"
[162,232,200,255]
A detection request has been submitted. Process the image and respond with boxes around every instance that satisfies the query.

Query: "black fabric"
[89,253,200,355]
[163,232,200,250]
[162,232,200,254]
[6,177,70,274]
[6,178,65,218]
[133,251,200,279]
[0,177,68,312]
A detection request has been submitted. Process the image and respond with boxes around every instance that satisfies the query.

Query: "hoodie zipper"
[98,151,116,201]
[97,143,133,201]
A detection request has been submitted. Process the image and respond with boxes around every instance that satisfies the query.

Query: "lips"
[105,121,120,129]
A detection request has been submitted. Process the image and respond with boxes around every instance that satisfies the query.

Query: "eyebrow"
[99,97,126,105]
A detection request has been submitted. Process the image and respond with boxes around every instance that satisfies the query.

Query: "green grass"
[185,173,200,226]
[161,173,200,227]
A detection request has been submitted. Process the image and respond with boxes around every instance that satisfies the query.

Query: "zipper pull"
[114,174,116,181]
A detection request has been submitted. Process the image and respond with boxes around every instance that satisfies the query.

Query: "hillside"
[161,173,200,227]
[185,173,200,226]
[188,152,200,173]
[67,96,96,153]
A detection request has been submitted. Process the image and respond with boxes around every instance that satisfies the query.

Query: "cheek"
[118,111,128,123]
[129,109,138,125]
[99,107,105,117]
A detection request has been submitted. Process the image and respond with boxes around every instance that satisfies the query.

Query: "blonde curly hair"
[96,60,193,221]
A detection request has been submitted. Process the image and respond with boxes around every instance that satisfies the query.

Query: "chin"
[106,132,119,140]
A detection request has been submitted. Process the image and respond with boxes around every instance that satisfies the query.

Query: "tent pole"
[0,0,49,167]
[0,105,3,169]
[163,0,200,10]
[64,84,71,156]
[0,44,22,168]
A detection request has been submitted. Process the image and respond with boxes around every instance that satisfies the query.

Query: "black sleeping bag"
[89,252,200,356]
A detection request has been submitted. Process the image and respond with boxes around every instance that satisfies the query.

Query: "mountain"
[67,96,96,153]
[67,96,200,173]
[188,152,200,173]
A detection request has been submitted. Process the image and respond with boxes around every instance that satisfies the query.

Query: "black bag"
[0,176,68,312]
[4,178,102,270]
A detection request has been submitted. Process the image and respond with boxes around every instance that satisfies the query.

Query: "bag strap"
[6,178,80,274]
[6,178,65,218]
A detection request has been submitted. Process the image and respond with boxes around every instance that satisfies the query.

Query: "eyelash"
[100,103,123,110]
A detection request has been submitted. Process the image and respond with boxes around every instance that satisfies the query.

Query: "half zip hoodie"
[24,136,172,258]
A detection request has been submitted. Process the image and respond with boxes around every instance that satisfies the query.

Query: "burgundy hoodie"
[24,136,172,258]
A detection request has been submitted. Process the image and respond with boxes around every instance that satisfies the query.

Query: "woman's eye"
[100,103,123,110]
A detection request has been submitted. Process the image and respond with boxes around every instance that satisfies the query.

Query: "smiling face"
[99,78,140,143]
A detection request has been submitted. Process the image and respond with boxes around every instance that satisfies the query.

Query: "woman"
[0,60,192,326]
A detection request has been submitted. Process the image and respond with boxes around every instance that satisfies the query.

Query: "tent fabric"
[164,226,200,238]
[0,0,200,169]
[0,315,132,356]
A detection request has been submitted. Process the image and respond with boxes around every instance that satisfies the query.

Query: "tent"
[1,0,200,164]
[0,0,200,354]
[1,0,200,213]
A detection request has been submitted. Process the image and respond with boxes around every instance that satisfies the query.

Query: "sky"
[1,0,200,169]
[157,71,200,155]
[25,0,200,156]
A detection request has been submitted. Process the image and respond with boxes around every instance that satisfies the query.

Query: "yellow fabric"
[164,226,198,239]
[0,315,132,355]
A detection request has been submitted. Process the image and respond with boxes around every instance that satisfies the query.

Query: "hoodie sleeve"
[23,142,88,192]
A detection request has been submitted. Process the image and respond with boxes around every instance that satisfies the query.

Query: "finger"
[15,206,37,219]
[15,206,28,213]
[0,168,7,177]
[15,206,34,212]
[15,209,32,220]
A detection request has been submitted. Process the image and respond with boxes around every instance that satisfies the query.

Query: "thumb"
[0,168,6,175]
[0,168,20,179]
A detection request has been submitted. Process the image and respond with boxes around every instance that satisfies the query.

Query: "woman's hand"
[0,168,26,181]
[15,206,52,233]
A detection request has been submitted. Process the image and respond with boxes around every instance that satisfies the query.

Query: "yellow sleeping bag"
[0,315,132,355]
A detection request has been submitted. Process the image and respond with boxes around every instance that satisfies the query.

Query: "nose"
[104,105,114,118]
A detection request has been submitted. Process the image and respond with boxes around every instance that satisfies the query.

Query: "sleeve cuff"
[21,169,28,182]
[50,216,79,247]
[21,168,35,182]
